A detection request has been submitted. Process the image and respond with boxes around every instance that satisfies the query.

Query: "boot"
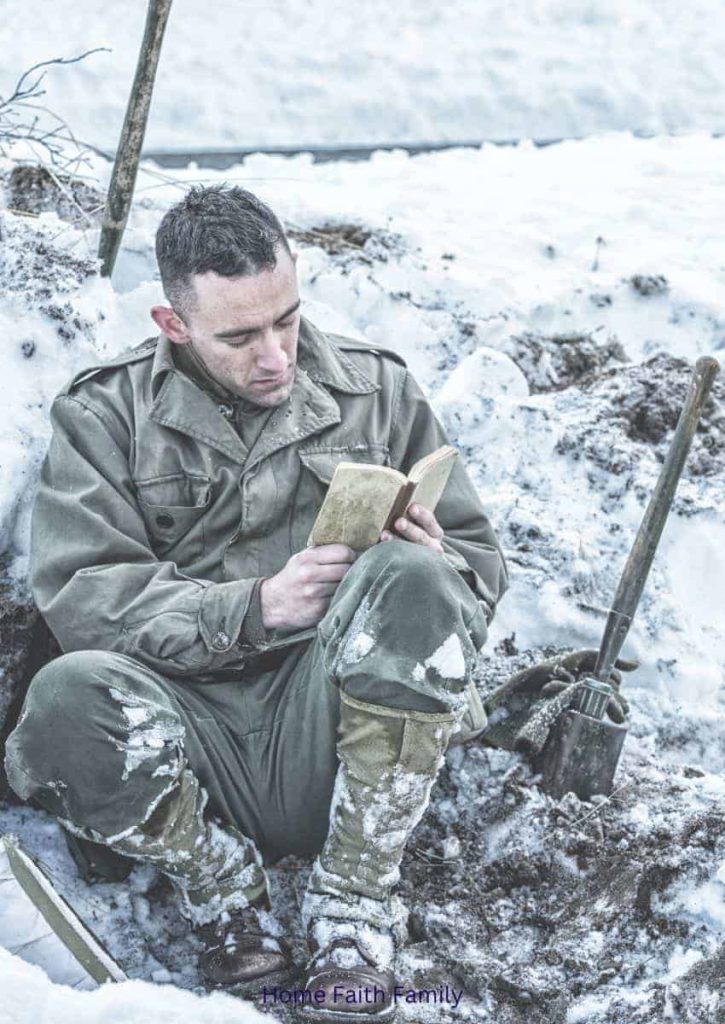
[65,768,295,993]
[299,692,459,1022]
[197,894,295,995]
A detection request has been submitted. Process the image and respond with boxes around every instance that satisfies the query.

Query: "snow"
[0,944,268,1024]
[4,2,725,151]
[2,88,725,1024]
[425,634,467,681]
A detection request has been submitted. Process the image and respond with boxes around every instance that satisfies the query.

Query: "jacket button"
[218,403,234,419]
[211,630,233,652]
[156,513,175,529]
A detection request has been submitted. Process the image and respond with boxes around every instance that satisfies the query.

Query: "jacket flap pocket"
[133,473,211,553]
[298,445,389,485]
[134,473,211,510]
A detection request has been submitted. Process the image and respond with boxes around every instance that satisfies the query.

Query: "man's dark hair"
[155,185,291,315]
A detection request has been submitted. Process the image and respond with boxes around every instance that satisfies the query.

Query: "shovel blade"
[535,710,628,801]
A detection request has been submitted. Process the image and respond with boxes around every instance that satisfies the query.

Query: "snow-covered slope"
[1,131,724,1021]
[2,1,725,151]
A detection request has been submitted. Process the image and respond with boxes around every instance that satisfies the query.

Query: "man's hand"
[260,545,358,631]
[380,503,444,555]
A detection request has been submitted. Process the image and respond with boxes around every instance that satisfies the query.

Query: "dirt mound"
[555,353,725,483]
[0,213,97,343]
[287,222,405,265]
[5,165,104,226]
[505,331,627,393]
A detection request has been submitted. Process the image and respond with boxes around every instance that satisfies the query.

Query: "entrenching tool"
[535,355,720,800]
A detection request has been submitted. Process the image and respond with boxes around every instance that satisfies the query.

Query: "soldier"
[3,186,627,1021]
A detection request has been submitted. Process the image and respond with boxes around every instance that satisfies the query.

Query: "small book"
[307,445,458,551]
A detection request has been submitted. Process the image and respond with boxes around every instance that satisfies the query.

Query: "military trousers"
[5,541,488,866]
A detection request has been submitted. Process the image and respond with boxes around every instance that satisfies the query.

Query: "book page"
[307,463,406,550]
[407,445,458,512]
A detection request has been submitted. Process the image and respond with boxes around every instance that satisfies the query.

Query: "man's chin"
[248,372,295,407]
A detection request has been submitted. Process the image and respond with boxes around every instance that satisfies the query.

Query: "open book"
[307,445,458,551]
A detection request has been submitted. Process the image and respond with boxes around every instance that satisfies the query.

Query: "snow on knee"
[424,632,467,680]
[108,689,185,781]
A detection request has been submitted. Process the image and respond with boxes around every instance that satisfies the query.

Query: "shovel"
[535,355,720,800]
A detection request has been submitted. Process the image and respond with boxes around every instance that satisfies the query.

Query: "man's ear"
[150,305,190,344]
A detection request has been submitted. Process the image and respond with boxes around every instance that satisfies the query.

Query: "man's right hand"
[260,545,358,631]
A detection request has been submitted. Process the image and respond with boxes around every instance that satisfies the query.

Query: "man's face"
[154,247,301,407]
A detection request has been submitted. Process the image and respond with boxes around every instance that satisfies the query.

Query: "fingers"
[390,514,444,554]
[606,695,628,724]
[406,503,444,540]
[561,649,598,671]
[304,561,353,584]
[541,679,572,696]
[614,657,639,672]
[308,544,358,564]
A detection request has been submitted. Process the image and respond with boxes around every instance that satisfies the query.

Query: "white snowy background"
[1,2,725,1022]
[2,0,725,150]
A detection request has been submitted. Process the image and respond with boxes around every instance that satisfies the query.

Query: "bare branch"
[0,49,109,111]
[0,49,109,172]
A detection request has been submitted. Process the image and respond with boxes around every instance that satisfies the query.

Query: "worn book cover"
[307,444,458,550]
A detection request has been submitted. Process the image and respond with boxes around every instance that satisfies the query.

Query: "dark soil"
[555,353,725,480]
[505,331,628,393]
[629,275,669,298]
[5,165,104,226]
[287,222,405,264]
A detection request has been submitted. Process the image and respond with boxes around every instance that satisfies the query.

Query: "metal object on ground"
[537,355,720,800]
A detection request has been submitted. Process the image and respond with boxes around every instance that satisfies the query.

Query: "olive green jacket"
[31,317,509,678]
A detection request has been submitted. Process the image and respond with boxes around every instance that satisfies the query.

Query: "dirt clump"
[555,353,725,481]
[505,331,627,393]
[5,165,104,226]
[287,222,405,264]
[629,274,669,297]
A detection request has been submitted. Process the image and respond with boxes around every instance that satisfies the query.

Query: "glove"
[482,649,638,755]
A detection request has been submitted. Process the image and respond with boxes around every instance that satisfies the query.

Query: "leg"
[292,540,488,1019]
[3,649,293,991]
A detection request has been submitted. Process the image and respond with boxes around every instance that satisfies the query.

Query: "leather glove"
[482,649,638,755]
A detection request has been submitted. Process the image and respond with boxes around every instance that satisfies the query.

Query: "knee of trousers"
[320,540,486,715]
[3,649,187,837]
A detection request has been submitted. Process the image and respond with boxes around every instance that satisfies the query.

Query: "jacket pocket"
[292,444,390,551]
[133,472,211,559]
[298,444,390,484]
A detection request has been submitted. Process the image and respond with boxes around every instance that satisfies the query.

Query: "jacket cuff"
[238,577,270,648]
[198,578,257,655]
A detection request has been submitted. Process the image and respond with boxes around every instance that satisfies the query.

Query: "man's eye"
[277,318,295,329]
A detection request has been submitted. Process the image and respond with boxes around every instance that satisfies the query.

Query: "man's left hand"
[380,503,444,554]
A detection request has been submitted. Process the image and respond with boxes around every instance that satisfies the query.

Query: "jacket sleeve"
[388,368,509,624]
[31,394,260,677]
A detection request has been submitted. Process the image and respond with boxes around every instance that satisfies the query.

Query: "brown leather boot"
[197,896,296,996]
[298,921,397,1023]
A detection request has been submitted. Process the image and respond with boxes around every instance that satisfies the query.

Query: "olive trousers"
[5,542,488,871]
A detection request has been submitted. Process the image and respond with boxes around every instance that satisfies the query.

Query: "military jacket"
[31,317,509,677]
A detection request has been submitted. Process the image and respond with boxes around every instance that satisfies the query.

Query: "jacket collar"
[148,316,378,468]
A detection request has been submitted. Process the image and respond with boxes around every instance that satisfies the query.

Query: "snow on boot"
[301,911,398,1022]
[197,894,296,996]
[300,692,460,1022]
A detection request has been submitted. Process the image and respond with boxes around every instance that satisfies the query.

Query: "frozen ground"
[1,130,725,1021]
[3,1,725,151]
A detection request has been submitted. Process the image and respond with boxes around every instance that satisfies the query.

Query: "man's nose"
[256,330,288,373]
